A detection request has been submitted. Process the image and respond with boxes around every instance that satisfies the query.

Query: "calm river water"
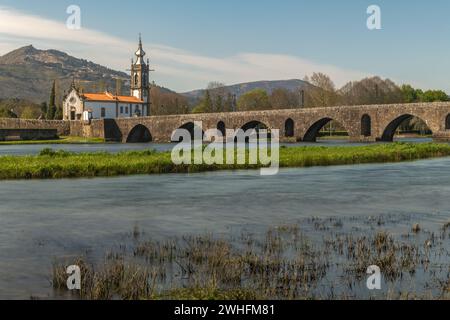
[0,138,448,299]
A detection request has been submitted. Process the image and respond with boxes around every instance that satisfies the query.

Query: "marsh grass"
[52,217,450,300]
[2,142,450,180]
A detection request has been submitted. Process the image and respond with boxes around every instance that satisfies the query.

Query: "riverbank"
[0,142,450,180]
[0,136,105,145]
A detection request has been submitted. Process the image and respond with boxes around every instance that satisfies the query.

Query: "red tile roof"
[82,92,144,103]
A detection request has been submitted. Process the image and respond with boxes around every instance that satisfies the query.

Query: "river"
[0,138,448,299]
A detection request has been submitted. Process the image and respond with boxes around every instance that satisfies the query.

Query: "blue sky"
[0,0,449,92]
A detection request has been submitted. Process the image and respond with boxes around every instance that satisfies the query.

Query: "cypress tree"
[204,90,213,113]
[47,80,57,119]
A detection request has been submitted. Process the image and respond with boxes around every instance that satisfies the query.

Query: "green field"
[0,142,449,180]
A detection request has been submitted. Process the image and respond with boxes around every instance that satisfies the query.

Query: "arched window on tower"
[134,73,139,86]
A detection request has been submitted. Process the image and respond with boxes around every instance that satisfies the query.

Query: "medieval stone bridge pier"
[2,102,450,143]
[70,102,450,143]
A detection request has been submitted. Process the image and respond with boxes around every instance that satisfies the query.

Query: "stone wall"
[0,129,58,141]
[0,118,70,136]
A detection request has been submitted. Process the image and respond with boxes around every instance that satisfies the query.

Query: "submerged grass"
[1,142,450,180]
[51,218,450,300]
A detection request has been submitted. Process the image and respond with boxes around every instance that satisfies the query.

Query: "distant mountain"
[181,79,313,102]
[0,45,134,103]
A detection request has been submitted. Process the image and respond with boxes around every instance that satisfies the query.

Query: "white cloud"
[0,6,369,92]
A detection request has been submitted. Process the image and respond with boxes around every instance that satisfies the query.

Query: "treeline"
[191,74,449,114]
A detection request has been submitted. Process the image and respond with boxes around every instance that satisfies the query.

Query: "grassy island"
[0,142,449,180]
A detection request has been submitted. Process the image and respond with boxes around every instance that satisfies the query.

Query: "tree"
[192,90,213,114]
[54,106,63,120]
[304,72,337,107]
[339,77,403,105]
[47,80,57,119]
[20,106,39,119]
[400,84,448,103]
[224,93,234,112]
[269,88,298,109]
[150,85,189,115]
[237,89,271,111]
[207,82,228,113]
[0,107,17,118]
[214,94,223,113]
[401,84,419,103]
[40,102,48,119]
[420,90,448,102]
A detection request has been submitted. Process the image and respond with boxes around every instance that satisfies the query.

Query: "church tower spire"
[130,34,151,116]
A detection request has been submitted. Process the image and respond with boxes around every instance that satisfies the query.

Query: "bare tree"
[304,72,337,107]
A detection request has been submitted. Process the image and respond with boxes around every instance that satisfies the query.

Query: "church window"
[101,108,106,118]
[134,73,139,86]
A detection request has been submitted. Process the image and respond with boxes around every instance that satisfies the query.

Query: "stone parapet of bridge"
[0,118,71,136]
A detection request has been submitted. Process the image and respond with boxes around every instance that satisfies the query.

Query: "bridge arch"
[285,118,295,137]
[303,118,349,142]
[235,120,270,142]
[241,120,268,132]
[172,122,204,142]
[380,114,432,142]
[361,114,371,137]
[217,121,226,136]
[126,124,152,143]
[446,114,450,130]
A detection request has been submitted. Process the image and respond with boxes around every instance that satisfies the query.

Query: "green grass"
[0,136,105,145]
[0,142,450,180]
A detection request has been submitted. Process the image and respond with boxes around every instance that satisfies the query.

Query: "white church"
[63,36,151,121]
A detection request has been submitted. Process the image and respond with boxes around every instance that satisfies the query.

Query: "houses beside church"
[63,36,151,120]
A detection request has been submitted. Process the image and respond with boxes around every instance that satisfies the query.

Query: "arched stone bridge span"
[4,102,450,143]
[72,102,450,143]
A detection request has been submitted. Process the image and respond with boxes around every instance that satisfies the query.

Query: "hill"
[0,45,133,103]
[181,79,312,103]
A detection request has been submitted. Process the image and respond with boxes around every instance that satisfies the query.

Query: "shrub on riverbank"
[0,142,450,180]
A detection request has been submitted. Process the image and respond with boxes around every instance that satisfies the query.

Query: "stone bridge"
[2,102,450,143]
[69,102,450,143]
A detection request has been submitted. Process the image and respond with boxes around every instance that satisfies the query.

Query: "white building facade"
[63,36,151,121]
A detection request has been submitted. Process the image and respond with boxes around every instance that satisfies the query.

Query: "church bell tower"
[130,34,151,116]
